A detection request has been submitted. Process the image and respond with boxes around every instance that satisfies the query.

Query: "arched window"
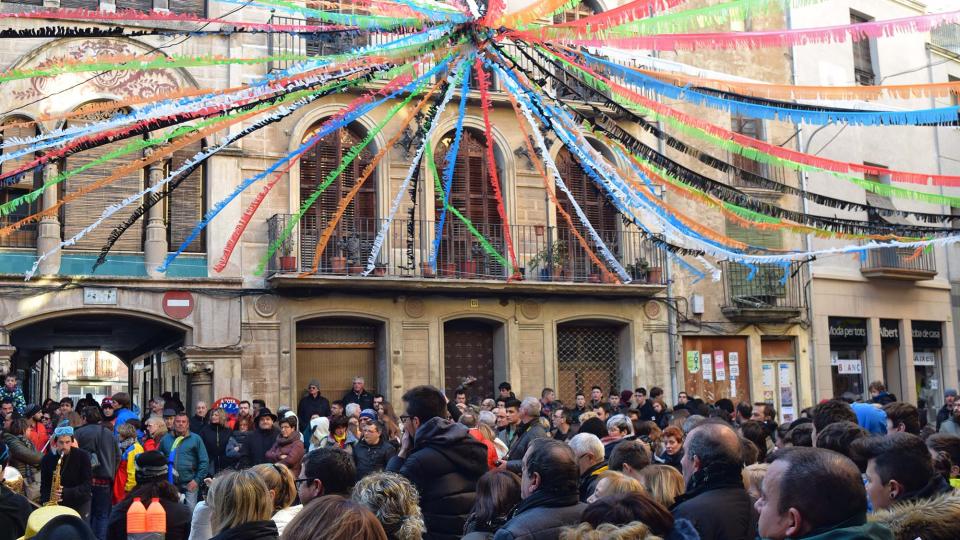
[166,137,206,253]
[434,129,504,278]
[0,116,42,248]
[62,102,145,252]
[555,146,619,281]
[299,123,376,272]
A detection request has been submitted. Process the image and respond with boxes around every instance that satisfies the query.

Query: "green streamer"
[241,0,424,29]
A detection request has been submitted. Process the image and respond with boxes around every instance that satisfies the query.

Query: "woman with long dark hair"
[462,469,522,539]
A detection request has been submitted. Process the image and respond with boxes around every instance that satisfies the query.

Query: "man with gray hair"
[343,375,374,410]
[673,421,756,540]
[502,397,548,474]
[569,432,607,502]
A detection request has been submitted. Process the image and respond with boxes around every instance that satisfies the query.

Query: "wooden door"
[682,336,750,404]
[443,320,495,400]
[296,321,378,400]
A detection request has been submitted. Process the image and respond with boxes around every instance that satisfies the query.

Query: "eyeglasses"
[399,415,411,424]
[294,477,318,488]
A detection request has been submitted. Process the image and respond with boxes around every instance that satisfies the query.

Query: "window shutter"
[63,103,145,252]
[168,0,205,16]
[725,217,782,249]
[115,0,154,11]
[58,0,99,9]
[555,147,619,278]
[167,138,204,253]
[0,118,41,248]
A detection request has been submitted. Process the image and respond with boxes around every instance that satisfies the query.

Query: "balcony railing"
[266,214,667,286]
[932,24,960,55]
[860,246,936,281]
[721,261,804,321]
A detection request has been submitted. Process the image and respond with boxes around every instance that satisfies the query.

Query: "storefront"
[880,319,903,400]
[829,317,867,397]
[913,320,943,424]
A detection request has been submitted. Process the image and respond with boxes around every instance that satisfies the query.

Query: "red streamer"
[474,56,520,278]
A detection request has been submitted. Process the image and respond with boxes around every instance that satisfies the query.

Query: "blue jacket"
[851,402,887,435]
[113,407,139,437]
[159,432,209,486]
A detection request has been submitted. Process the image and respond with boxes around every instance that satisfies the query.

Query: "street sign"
[162,291,194,319]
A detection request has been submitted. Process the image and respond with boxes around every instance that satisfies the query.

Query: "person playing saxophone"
[39,425,92,519]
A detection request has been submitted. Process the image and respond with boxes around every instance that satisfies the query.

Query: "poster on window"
[714,350,726,381]
[729,352,740,377]
[702,353,713,381]
[686,351,701,374]
[837,359,862,374]
[914,351,936,366]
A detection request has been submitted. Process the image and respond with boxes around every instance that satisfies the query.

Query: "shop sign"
[879,319,900,346]
[914,351,936,366]
[828,317,867,347]
[912,321,942,349]
[837,359,863,374]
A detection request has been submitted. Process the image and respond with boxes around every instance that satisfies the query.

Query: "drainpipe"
[788,4,818,405]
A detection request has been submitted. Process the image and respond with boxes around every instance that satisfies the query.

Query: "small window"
[851,11,877,86]
[949,75,959,107]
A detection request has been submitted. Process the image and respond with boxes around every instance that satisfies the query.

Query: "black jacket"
[297,393,331,424]
[656,449,684,472]
[871,392,898,406]
[200,423,234,475]
[210,520,279,540]
[0,484,30,540]
[671,463,757,540]
[243,426,278,467]
[505,420,549,473]
[342,389,375,411]
[492,490,586,540]
[937,404,953,431]
[189,414,206,436]
[74,422,118,480]
[354,438,398,479]
[107,494,192,540]
[41,449,93,512]
[578,462,607,503]
[387,418,489,540]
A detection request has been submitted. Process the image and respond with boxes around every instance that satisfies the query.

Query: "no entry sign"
[162,291,194,319]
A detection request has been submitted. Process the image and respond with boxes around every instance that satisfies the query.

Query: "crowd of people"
[0,372,959,539]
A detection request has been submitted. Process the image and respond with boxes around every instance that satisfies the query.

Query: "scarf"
[333,432,346,448]
[119,438,135,452]
[672,461,745,507]
[276,433,297,446]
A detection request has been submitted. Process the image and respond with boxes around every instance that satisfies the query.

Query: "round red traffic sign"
[162,291,194,319]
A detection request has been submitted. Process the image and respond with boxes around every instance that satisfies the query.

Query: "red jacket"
[468,428,498,470]
[28,423,48,452]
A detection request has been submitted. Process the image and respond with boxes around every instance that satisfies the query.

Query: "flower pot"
[349,264,363,275]
[373,266,387,277]
[647,267,662,284]
[331,256,347,274]
[461,260,478,278]
[602,272,618,284]
[421,262,435,278]
[440,262,457,278]
[279,255,297,272]
[588,274,601,283]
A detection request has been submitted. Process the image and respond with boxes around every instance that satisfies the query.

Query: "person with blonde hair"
[251,463,298,513]
[351,471,425,540]
[742,462,768,504]
[143,415,167,452]
[586,470,644,503]
[559,521,663,540]
[208,469,278,540]
[281,495,387,540]
[638,464,685,508]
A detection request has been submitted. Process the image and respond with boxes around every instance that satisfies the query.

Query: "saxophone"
[44,455,62,506]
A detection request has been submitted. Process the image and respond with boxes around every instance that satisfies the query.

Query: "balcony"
[720,261,804,321]
[932,24,960,55]
[265,215,667,296]
[860,246,936,281]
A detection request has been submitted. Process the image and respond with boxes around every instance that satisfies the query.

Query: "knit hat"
[16,506,82,540]
[100,397,115,409]
[307,379,320,389]
[360,409,378,421]
[945,389,958,398]
[162,409,176,417]
[135,450,169,481]
[620,390,634,403]
[22,404,40,418]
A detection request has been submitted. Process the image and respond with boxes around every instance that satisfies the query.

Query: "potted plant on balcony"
[279,235,297,272]
[626,258,649,282]
[343,233,363,275]
[460,243,483,278]
[529,242,568,281]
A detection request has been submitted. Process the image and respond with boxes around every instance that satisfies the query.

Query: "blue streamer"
[579,51,960,126]
[159,55,455,272]
[429,57,472,272]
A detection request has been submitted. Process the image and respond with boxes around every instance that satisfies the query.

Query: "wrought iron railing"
[932,24,960,55]
[861,246,936,274]
[721,260,804,311]
[266,214,667,284]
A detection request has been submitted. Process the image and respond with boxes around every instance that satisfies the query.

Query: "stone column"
[36,163,61,276]
[180,346,243,407]
[144,153,168,278]
[0,345,15,377]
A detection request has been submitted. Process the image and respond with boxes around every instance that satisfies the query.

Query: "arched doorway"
[443,318,506,402]
[295,317,385,402]
[556,320,629,402]
[8,311,189,406]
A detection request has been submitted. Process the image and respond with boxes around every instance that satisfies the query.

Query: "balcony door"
[300,124,377,272]
[434,129,504,278]
[555,147,619,281]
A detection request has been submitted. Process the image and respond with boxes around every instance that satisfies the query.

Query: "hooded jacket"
[387,417,489,540]
[2,433,40,483]
[795,519,894,540]
[75,422,119,481]
[199,422,233,474]
[869,489,960,540]
[159,432,209,487]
